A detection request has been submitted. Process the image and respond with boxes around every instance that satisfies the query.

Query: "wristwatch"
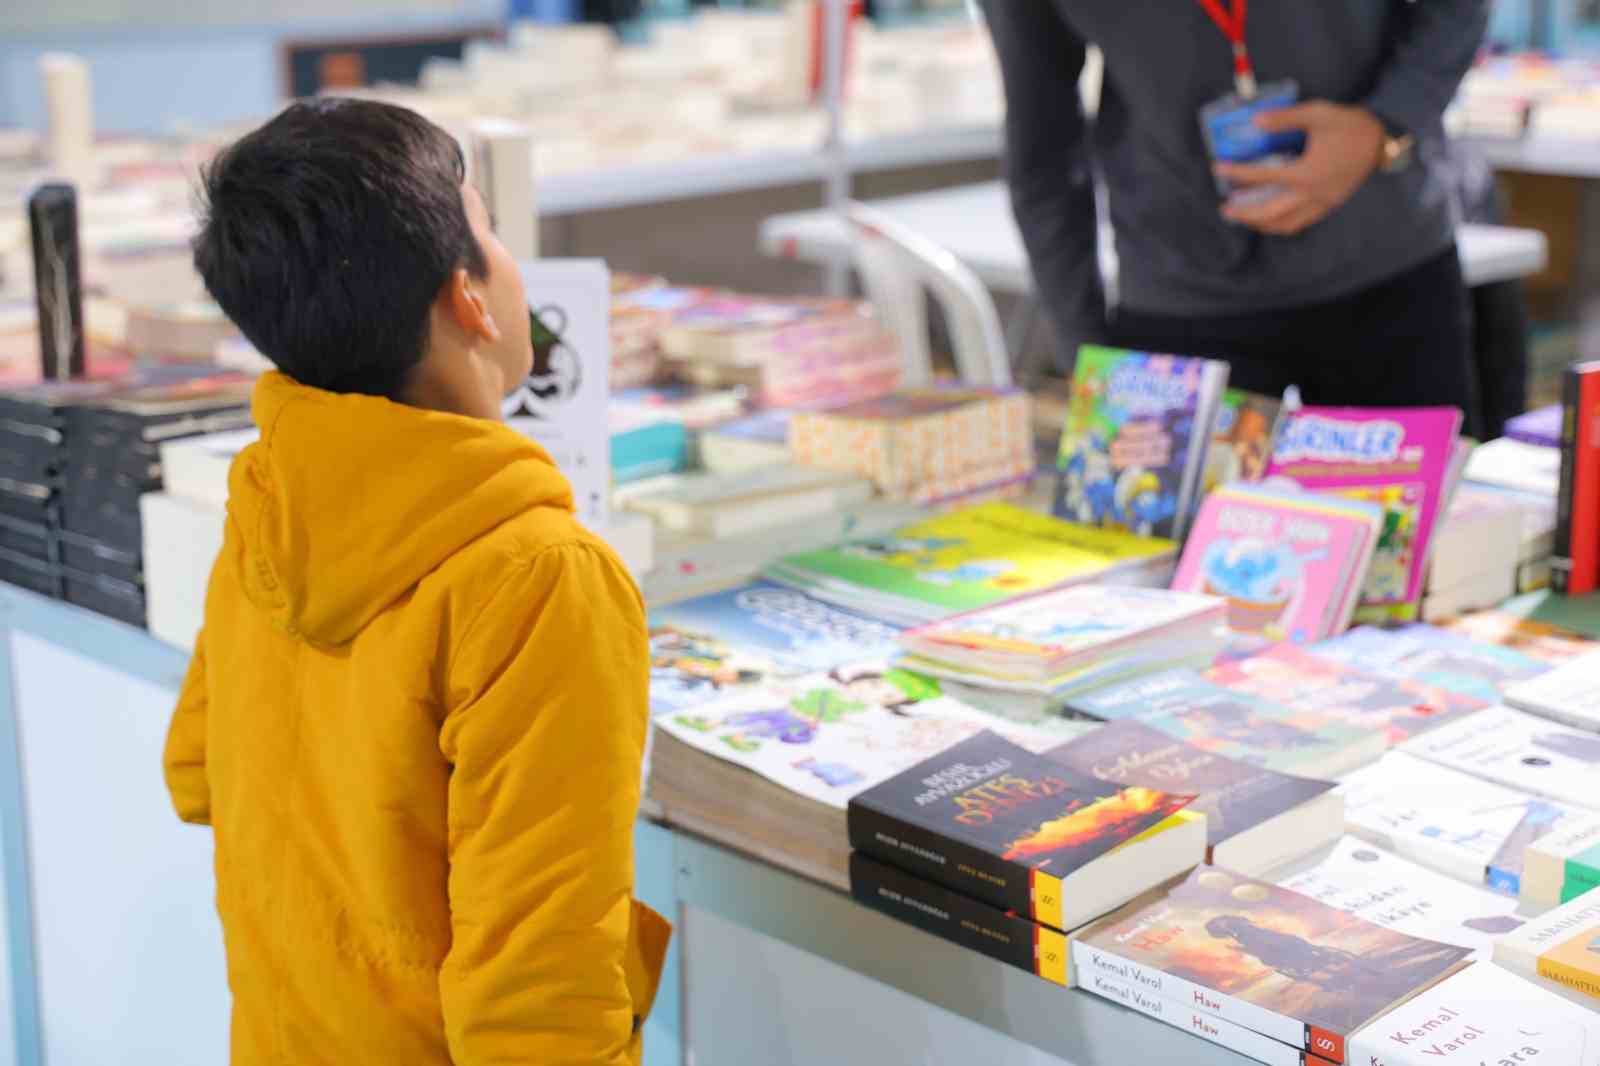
[1380,129,1416,173]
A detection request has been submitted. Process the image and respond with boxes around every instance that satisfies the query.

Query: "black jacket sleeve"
[1363,0,1490,136]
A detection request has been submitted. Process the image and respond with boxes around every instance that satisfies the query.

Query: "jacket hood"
[227,371,573,646]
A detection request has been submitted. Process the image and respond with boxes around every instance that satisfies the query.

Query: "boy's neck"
[400,343,506,421]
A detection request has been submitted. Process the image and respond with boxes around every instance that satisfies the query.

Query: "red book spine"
[1558,364,1600,596]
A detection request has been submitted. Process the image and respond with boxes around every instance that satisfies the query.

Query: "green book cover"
[770,502,1174,616]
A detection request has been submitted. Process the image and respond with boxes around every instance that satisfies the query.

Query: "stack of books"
[788,388,1034,503]
[623,464,874,540]
[1073,866,1472,1066]
[1463,435,1560,595]
[606,273,678,390]
[1054,345,1231,541]
[1492,887,1600,1008]
[1311,623,1549,705]
[1520,814,1600,910]
[847,730,1206,987]
[697,407,793,473]
[661,296,902,409]
[892,584,1226,706]
[1421,486,1534,621]
[1173,484,1381,647]
[764,502,1177,627]
[1503,648,1600,732]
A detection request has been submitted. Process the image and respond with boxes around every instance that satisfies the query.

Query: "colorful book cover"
[1265,405,1464,620]
[1398,706,1600,811]
[1206,644,1485,746]
[1201,388,1281,495]
[1054,345,1226,540]
[1274,836,1525,956]
[1045,720,1335,860]
[1339,752,1579,898]
[1069,668,1384,778]
[1444,610,1597,665]
[1494,891,1600,1008]
[1078,866,1473,1063]
[1173,487,1378,645]
[648,580,904,712]
[1312,624,1550,704]
[849,730,1192,923]
[1347,964,1600,1066]
[768,502,1174,619]
[654,676,1052,809]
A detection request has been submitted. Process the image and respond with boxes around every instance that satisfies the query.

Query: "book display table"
[0,581,1267,1066]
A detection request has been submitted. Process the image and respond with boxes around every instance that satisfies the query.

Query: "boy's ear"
[444,267,502,343]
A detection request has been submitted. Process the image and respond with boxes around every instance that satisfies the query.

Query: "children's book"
[1398,706,1600,811]
[1264,406,1464,623]
[1311,624,1550,704]
[1173,485,1380,645]
[1273,836,1526,956]
[1200,388,1283,496]
[1069,668,1388,779]
[1206,643,1486,746]
[1339,751,1581,898]
[1053,345,1229,541]
[765,502,1176,626]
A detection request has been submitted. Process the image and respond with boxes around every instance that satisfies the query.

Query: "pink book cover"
[1173,490,1374,646]
[1264,406,1463,617]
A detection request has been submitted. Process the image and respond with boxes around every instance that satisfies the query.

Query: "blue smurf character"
[1117,467,1175,536]
[843,536,962,564]
[1060,438,1118,525]
[724,707,817,745]
[918,559,1013,586]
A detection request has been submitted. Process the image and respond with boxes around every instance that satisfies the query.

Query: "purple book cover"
[1504,405,1561,449]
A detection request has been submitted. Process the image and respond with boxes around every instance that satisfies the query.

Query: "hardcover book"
[1205,644,1485,746]
[1077,866,1473,1064]
[1504,649,1600,733]
[1339,751,1580,898]
[1069,668,1388,780]
[848,731,1204,930]
[1173,485,1380,645]
[1493,888,1600,1007]
[1273,836,1526,956]
[1310,625,1549,705]
[1054,345,1229,541]
[1553,360,1600,596]
[1523,814,1600,910]
[1045,720,1342,876]
[1264,405,1463,622]
[1346,963,1600,1066]
[1398,706,1600,811]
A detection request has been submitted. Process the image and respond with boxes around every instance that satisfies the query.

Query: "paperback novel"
[1504,648,1600,733]
[1523,815,1600,909]
[1397,705,1600,811]
[1493,889,1600,1008]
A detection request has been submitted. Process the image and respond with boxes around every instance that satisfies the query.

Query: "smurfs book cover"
[1054,346,1227,540]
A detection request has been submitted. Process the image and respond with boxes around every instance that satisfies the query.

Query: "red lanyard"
[1197,0,1258,97]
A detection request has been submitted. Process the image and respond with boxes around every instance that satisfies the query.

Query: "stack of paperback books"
[1492,887,1600,1007]
[847,730,1206,987]
[623,464,874,540]
[1074,866,1472,1066]
[1421,486,1535,620]
[788,388,1034,503]
[765,502,1177,626]
[1520,814,1600,910]
[1503,648,1600,732]
[892,584,1226,705]
[1462,433,1560,593]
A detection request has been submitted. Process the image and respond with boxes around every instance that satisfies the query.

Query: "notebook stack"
[765,501,1177,627]
[788,388,1034,503]
[662,296,902,409]
[847,730,1206,988]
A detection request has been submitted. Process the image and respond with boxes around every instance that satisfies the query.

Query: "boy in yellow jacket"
[162,99,669,1065]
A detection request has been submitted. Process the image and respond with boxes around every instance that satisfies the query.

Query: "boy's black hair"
[193,99,487,399]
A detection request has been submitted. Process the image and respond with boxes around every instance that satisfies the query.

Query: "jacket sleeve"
[162,631,212,825]
[980,1,1105,362]
[1363,0,1489,136]
[438,539,650,1066]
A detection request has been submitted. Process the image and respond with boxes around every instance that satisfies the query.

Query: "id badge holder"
[1200,79,1307,206]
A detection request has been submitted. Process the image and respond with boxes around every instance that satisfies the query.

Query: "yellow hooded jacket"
[163,372,669,1065]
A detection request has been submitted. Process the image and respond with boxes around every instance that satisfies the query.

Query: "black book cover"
[1553,364,1578,596]
[29,183,84,381]
[0,480,54,524]
[848,731,1191,925]
[849,851,1071,986]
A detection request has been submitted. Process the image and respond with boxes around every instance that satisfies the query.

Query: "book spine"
[1071,940,1323,1060]
[849,852,1070,987]
[1074,945,1329,1066]
[1553,366,1580,596]
[1569,367,1600,596]
[847,801,1059,926]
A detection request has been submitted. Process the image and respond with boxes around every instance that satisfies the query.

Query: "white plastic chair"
[844,202,1013,389]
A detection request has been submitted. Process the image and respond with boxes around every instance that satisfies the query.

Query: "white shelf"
[1459,134,1600,180]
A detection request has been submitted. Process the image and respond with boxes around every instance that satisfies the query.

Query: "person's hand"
[1214,102,1386,237]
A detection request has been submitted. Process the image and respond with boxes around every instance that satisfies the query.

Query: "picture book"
[1273,836,1526,956]
[1200,388,1282,496]
[1045,720,1341,875]
[1397,706,1600,812]
[1206,644,1486,746]
[1505,648,1600,732]
[1339,752,1581,898]
[1493,889,1600,1007]
[849,730,1204,930]
[1444,610,1597,666]
[1346,963,1600,1066]
[1311,625,1550,705]
[1054,345,1229,541]
[1077,866,1473,1064]
[1173,485,1380,645]
[1264,405,1464,622]
[1069,668,1388,780]
[766,502,1176,626]
[654,677,1057,809]
[1523,815,1600,910]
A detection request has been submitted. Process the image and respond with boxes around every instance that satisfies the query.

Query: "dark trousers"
[1106,247,1481,439]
